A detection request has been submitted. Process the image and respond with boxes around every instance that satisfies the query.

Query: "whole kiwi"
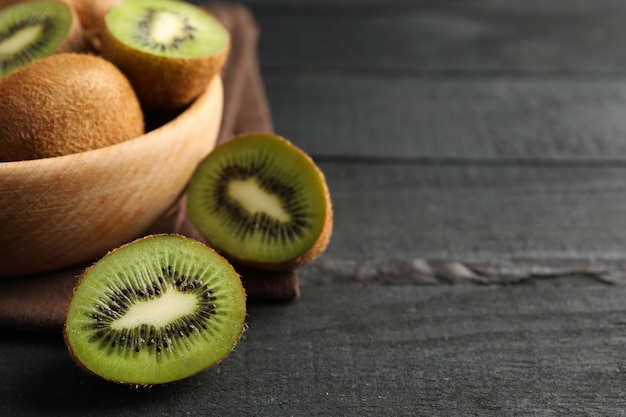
[0,52,145,161]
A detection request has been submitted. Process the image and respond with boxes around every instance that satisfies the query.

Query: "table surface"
[5,0,626,415]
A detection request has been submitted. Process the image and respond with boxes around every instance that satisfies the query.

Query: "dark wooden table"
[5,0,626,415]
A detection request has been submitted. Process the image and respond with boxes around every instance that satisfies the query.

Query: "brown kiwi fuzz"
[64,234,247,386]
[187,133,333,271]
[0,52,144,161]
[0,0,87,77]
[99,0,230,111]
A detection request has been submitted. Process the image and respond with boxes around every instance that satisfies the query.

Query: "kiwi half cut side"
[64,234,247,386]
[0,0,85,77]
[187,133,333,271]
[100,0,229,111]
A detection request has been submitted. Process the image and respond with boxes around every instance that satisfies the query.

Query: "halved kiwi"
[64,234,247,386]
[99,0,229,111]
[0,0,85,78]
[187,133,333,271]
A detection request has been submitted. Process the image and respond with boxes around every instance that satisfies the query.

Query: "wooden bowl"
[0,76,223,277]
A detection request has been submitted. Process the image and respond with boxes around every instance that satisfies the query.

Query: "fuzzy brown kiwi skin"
[0,52,145,161]
[200,133,334,272]
[63,233,248,387]
[0,0,89,53]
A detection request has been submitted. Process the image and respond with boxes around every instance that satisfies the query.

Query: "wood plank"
[265,74,626,160]
[3,284,626,416]
[220,0,626,10]
[253,2,626,74]
[308,161,626,266]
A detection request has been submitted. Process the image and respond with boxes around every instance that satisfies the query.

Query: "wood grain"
[3,284,626,416]
[255,1,626,74]
[265,74,626,160]
[310,161,626,263]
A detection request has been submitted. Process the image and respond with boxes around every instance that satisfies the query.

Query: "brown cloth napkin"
[0,3,299,333]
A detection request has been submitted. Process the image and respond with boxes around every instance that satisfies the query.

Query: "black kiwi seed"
[134,8,197,52]
[85,272,220,353]
[211,160,308,243]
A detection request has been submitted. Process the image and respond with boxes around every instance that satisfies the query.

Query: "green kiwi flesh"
[0,0,78,78]
[64,234,247,385]
[104,0,228,58]
[187,133,333,270]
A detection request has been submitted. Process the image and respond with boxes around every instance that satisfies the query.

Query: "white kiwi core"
[0,25,43,55]
[149,10,187,45]
[110,289,198,330]
[228,178,291,223]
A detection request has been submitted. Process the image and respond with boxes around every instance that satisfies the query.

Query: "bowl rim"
[0,75,223,171]
[0,75,224,277]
